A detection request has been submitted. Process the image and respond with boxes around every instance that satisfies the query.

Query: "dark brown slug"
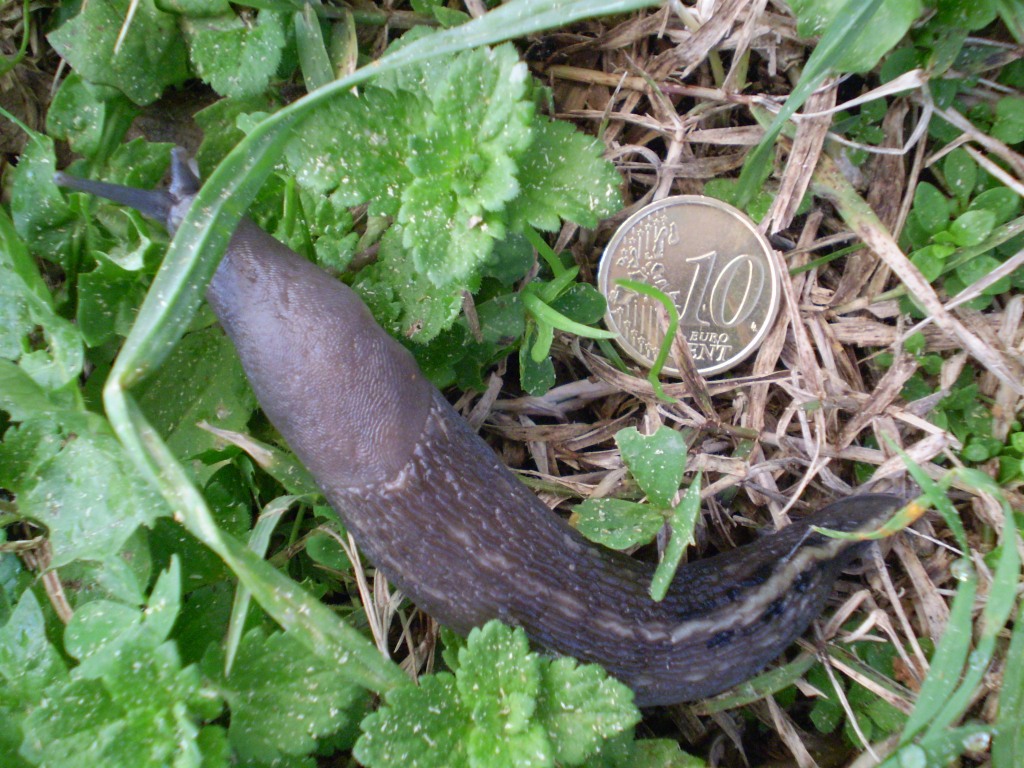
[57,154,902,706]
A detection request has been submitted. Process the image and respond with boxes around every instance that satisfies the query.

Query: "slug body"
[58,157,901,706]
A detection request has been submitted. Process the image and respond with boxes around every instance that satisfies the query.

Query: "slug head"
[56,151,433,489]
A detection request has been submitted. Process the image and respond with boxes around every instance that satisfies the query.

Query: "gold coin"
[598,196,781,376]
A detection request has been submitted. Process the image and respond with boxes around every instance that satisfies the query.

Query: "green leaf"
[77,251,149,347]
[65,558,180,677]
[942,148,977,204]
[535,657,640,766]
[521,292,616,341]
[967,186,1022,225]
[204,628,367,761]
[909,243,954,282]
[508,116,622,231]
[574,498,666,549]
[950,209,997,247]
[46,72,138,158]
[934,0,997,31]
[47,0,189,105]
[293,87,422,211]
[457,622,542,736]
[999,0,1024,43]
[156,0,231,15]
[65,601,147,665]
[370,25,459,96]
[0,591,69,766]
[615,426,688,508]
[519,338,556,395]
[400,179,504,289]
[20,638,209,768]
[0,417,169,567]
[184,10,287,99]
[403,44,533,283]
[355,675,470,768]
[0,360,60,421]
[293,4,333,92]
[9,135,77,270]
[992,96,1024,144]
[550,283,607,326]
[136,326,257,463]
[477,294,527,344]
[649,474,701,602]
[912,181,952,235]
[353,227,466,342]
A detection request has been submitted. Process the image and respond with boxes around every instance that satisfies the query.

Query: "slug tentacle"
[56,164,903,706]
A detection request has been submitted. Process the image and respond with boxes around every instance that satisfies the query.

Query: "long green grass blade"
[993,600,1024,765]
[898,567,977,743]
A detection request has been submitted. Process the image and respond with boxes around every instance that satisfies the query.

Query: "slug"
[56,153,902,706]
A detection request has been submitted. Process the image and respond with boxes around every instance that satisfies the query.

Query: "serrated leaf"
[285,87,424,212]
[508,117,621,231]
[66,558,182,679]
[205,628,367,761]
[184,10,286,99]
[467,719,551,768]
[0,417,169,566]
[20,639,208,768]
[353,227,466,341]
[0,591,69,766]
[574,498,665,549]
[615,427,688,508]
[399,43,533,285]
[47,0,189,105]
[457,623,541,733]
[372,25,458,95]
[457,623,551,768]
[399,179,504,287]
[354,674,471,768]
[535,657,639,765]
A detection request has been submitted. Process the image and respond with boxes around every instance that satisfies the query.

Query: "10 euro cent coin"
[598,196,781,376]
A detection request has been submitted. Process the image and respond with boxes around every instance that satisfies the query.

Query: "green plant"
[574,425,702,600]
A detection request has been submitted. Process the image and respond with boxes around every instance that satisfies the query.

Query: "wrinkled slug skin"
[56,167,902,706]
